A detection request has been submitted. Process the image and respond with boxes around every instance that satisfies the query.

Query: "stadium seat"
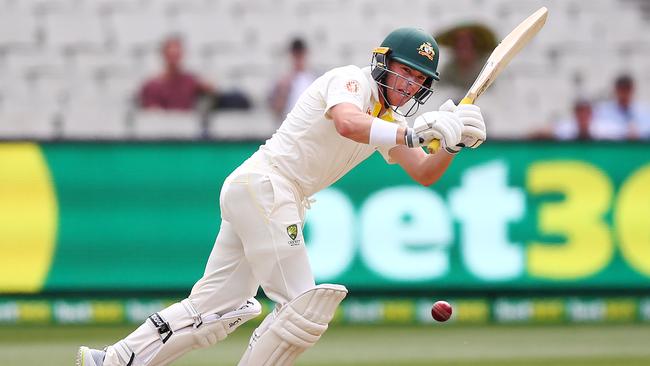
[87,0,145,13]
[131,110,202,140]
[71,50,136,80]
[109,11,173,54]
[175,11,245,54]
[208,109,276,140]
[0,9,38,50]
[0,92,60,139]
[43,9,106,51]
[2,50,69,95]
[60,94,130,139]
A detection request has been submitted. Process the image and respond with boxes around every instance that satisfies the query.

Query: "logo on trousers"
[287,224,298,240]
[286,224,301,246]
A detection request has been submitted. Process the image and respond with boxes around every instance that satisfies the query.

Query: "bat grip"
[460,97,474,105]
[426,96,475,153]
[426,139,441,153]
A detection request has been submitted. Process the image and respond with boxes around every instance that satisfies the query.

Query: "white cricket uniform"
[103,65,407,366]
[188,65,406,314]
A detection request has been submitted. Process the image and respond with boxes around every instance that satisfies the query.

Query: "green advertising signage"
[1,142,649,293]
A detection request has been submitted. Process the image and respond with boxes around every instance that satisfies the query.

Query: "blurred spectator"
[591,74,650,140]
[550,99,597,141]
[139,36,214,111]
[268,38,317,123]
[435,24,497,99]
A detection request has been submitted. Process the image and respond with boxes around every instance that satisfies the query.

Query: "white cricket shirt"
[254,65,406,198]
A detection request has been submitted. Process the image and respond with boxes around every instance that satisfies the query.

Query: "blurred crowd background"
[1,0,649,141]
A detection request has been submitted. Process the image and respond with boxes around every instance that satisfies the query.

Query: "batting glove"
[440,100,486,154]
[407,109,462,150]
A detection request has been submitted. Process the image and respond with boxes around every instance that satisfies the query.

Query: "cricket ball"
[431,301,452,322]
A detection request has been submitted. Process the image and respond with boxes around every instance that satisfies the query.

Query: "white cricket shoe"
[76,346,106,366]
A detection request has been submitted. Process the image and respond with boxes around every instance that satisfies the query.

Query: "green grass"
[2,323,650,365]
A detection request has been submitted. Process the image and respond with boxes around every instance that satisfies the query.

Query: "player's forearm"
[333,112,373,143]
[392,144,456,186]
[416,150,455,186]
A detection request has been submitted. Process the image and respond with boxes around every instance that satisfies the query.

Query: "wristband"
[368,118,399,147]
[404,127,415,147]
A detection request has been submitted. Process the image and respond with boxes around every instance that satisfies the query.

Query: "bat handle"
[426,139,441,153]
[459,96,474,105]
[426,96,475,153]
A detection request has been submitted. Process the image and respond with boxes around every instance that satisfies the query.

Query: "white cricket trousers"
[106,162,316,365]
[189,164,316,313]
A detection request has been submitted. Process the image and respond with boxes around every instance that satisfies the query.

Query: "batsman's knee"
[238,284,348,366]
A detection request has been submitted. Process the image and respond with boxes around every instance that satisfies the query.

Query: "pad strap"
[148,313,173,344]
[181,299,203,328]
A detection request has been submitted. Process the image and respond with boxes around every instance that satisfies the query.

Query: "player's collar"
[370,102,395,122]
[363,66,398,122]
[362,66,379,103]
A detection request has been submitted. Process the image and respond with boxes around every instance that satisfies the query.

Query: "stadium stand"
[0,0,649,140]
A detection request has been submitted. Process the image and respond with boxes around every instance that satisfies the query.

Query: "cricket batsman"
[78,27,486,366]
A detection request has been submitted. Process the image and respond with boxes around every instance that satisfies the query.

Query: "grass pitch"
[1,323,649,365]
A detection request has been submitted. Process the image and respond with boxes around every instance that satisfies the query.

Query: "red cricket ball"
[431,300,452,322]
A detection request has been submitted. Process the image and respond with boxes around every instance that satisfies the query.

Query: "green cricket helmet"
[371,27,440,106]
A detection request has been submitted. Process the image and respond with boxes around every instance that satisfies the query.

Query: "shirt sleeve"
[324,71,368,115]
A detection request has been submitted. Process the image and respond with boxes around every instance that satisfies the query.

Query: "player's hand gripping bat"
[427,6,549,153]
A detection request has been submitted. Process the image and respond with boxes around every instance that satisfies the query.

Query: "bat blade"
[428,7,548,152]
[464,6,548,103]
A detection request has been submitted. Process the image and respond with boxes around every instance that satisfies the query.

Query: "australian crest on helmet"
[417,42,436,61]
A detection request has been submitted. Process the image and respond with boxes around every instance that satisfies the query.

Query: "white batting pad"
[146,298,261,366]
[104,298,261,366]
[238,284,348,366]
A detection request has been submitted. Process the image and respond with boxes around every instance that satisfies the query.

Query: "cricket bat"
[428,6,549,153]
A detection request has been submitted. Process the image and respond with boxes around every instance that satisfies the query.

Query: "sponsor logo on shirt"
[345,80,360,94]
